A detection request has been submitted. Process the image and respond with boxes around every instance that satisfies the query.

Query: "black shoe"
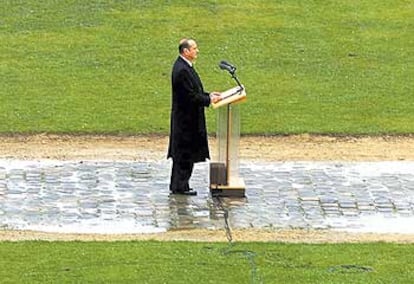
[182,189,197,196]
[171,189,197,196]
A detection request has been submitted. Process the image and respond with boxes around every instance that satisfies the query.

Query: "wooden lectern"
[210,85,246,197]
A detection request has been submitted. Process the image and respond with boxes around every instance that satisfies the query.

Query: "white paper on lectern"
[212,85,246,109]
[221,86,244,99]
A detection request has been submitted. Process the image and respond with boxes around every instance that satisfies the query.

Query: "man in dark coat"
[168,38,221,195]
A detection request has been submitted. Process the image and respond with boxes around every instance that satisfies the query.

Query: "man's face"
[183,40,199,62]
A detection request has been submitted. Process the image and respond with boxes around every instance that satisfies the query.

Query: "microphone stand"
[225,67,243,91]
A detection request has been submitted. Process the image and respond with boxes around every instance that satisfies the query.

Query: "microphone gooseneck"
[218,60,243,90]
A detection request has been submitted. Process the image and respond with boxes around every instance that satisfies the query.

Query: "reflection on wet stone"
[0,160,414,233]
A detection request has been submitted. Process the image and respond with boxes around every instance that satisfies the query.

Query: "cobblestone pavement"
[0,159,413,234]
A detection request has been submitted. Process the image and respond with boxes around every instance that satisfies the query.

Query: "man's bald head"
[179,38,196,54]
[178,38,199,62]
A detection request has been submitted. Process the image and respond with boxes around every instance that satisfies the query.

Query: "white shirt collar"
[180,55,193,67]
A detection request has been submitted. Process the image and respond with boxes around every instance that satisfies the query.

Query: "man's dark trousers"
[170,159,194,192]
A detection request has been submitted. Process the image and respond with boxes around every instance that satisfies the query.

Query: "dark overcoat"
[167,56,211,163]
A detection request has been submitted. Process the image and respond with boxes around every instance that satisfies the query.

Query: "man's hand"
[209,92,222,104]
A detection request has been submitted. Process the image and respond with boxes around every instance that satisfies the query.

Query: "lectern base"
[210,177,245,197]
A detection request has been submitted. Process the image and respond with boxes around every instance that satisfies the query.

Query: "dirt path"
[1,228,414,243]
[1,134,414,161]
[1,134,414,242]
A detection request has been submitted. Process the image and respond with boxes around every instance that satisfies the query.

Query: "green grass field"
[1,2,413,283]
[1,241,414,283]
[1,0,413,135]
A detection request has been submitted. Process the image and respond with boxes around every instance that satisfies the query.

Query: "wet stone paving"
[0,159,414,234]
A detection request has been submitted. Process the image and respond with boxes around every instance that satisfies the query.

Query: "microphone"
[218,60,243,90]
[219,60,236,73]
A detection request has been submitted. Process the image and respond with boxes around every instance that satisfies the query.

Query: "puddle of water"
[20,219,166,234]
[334,215,414,234]
[2,160,414,235]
